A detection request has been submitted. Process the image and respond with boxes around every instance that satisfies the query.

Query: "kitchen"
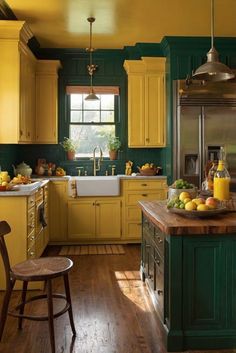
[1,0,236,352]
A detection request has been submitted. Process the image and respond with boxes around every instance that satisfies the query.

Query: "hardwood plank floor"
[0,244,236,353]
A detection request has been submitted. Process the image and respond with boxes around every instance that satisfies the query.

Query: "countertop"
[139,200,236,235]
[0,179,49,197]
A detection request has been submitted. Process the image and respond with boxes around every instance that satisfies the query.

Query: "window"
[66,87,119,158]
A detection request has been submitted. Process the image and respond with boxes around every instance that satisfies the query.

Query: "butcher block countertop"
[139,200,236,235]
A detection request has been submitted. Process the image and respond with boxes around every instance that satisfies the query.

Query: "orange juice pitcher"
[213,160,230,200]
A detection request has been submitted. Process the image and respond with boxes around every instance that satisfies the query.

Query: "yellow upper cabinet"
[124,57,166,148]
[0,21,36,144]
[35,60,61,144]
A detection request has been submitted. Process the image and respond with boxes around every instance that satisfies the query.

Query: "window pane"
[84,111,100,123]
[84,98,100,110]
[71,94,82,109]
[70,125,115,157]
[101,95,114,109]
[101,111,114,122]
[71,111,82,123]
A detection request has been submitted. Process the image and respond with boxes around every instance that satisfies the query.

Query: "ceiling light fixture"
[85,17,99,101]
[192,0,234,82]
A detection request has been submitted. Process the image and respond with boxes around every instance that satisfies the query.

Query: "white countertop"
[0,179,49,197]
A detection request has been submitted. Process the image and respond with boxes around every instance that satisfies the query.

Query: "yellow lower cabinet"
[121,178,167,241]
[68,198,121,242]
[49,180,68,242]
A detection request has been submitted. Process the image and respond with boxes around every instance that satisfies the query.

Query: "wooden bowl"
[138,167,158,176]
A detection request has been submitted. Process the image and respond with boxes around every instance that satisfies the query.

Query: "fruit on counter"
[205,197,219,209]
[56,167,66,176]
[139,163,156,170]
[167,193,221,211]
[11,174,32,184]
[171,178,195,189]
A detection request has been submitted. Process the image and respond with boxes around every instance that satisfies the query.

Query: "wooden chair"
[0,220,76,353]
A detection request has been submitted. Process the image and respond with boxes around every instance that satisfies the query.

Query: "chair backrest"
[0,221,12,287]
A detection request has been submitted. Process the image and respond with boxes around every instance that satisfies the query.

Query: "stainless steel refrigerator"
[173,79,236,190]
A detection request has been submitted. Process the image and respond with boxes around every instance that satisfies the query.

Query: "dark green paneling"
[0,1,17,20]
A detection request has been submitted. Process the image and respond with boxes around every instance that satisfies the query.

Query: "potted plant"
[107,134,121,160]
[60,137,79,160]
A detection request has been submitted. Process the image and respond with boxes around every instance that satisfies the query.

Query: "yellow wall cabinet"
[35,60,61,143]
[49,180,68,242]
[123,57,166,148]
[68,198,121,242]
[0,21,36,143]
[121,178,167,241]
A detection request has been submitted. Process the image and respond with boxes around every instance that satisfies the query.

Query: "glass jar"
[213,160,230,200]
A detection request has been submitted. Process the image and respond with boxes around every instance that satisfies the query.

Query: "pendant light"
[192,0,234,82]
[85,17,99,101]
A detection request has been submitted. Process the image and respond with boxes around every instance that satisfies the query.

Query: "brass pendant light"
[85,17,99,101]
[192,0,234,82]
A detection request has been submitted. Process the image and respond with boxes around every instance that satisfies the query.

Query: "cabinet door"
[183,238,227,330]
[95,199,121,239]
[145,74,165,147]
[35,60,61,144]
[127,74,145,147]
[49,181,68,241]
[68,200,96,240]
[19,48,35,143]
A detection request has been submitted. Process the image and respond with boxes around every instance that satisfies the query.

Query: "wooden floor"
[0,244,236,353]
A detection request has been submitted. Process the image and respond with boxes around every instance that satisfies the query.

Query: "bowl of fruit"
[137,163,161,176]
[168,179,197,200]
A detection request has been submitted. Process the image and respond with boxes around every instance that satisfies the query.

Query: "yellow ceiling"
[6,0,236,49]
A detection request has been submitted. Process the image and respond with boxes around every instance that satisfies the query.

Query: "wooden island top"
[139,200,236,235]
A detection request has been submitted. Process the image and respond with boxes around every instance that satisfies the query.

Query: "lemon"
[185,201,197,211]
[192,198,205,206]
[183,197,191,204]
[197,204,209,211]
[179,191,191,202]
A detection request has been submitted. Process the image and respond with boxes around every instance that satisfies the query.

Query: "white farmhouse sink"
[75,176,120,196]
[15,181,42,191]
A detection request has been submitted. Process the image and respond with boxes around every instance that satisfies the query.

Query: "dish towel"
[68,177,77,198]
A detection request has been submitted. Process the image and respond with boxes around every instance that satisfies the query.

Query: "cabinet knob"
[141,183,147,187]
[156,236,163,243]
[146,138,150,142]
[142,194,148,197]
[157,289,163,295]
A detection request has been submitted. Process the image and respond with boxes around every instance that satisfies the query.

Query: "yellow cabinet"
[0,184,49,290]
[0,21,36,143]
[35,60,61,144]
[124,57,166,148]
[49,180,68,242]
[121,178,167,241]
[68,198,121,241]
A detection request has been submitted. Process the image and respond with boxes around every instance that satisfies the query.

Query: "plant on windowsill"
[107,134,121,160]
[60,137,79,161]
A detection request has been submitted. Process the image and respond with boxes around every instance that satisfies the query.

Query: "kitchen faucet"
[93,146,103,176]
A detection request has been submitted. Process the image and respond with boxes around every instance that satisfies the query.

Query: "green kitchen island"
[139,200,236,352]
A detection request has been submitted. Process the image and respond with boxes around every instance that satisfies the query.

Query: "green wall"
[1,36,236,180]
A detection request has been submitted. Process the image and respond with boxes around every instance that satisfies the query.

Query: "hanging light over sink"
[85,17,99,101]
[192,0,234,82]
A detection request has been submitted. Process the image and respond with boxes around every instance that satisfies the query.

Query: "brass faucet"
[93,146,103,176]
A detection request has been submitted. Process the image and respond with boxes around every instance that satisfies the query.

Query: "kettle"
[12,162,32,177]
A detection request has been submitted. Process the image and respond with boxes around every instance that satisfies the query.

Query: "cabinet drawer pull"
[157,289,163,295]
[93,202,95,206]
[142,194,148,197]
[157,236,163,243]
[30,235,35,241]
[96,203,100,206]
[141,183,147,187]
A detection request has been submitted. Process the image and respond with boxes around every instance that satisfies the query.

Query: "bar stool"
[0,220,76,353]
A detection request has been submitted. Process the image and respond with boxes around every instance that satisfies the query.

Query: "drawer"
[125,191,163,206]
[27,232,36,249]
[36,187,44,204]
[123,179,167,191]
[27,208,35,236]
[27,194,35,210]
[154,227,165,258]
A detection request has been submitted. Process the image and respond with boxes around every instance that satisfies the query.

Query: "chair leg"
[63,274,76,335]
[0,279,15,341]
[18,281,28,329]
[46,279,56,353]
